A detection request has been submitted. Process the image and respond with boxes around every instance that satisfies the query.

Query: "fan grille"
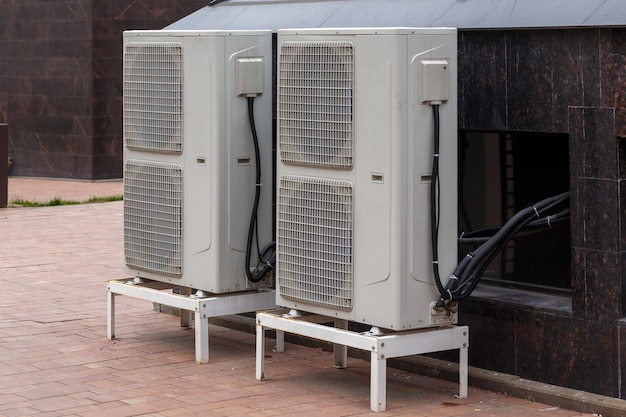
[124,42,183,154]
[124,159,183,277]
[278,40,354,169]
[277,175,353,311]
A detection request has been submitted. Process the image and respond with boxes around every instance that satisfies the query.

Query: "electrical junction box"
[236,57,265,96]
[419,59,450,104]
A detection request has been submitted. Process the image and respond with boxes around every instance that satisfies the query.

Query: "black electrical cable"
[459,207,570,244]
[436,191,570,306]
[428,102,570,306]
[430,104,448,300]
[245,96,275,283]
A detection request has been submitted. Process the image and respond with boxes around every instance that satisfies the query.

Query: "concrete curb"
[393,355,626,417]
[158,308,626,417]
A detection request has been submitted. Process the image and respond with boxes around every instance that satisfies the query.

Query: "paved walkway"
[0,177,603,416]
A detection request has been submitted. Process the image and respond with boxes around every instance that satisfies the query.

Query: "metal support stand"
[256,310,469,412]
[107,278,277,364]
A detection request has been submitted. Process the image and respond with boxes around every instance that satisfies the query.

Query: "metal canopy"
[166,0,626,31]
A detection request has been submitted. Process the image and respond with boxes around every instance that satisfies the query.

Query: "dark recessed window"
[458,131,570,292]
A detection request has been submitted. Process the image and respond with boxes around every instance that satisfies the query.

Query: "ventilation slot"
[277,175,353,311]
[124,42,183,154]
[124,159,183,277]
[278,40,354,169]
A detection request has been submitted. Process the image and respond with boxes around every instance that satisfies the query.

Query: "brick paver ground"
[0,178,597,416]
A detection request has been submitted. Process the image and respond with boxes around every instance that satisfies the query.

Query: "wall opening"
[458,130,571,292]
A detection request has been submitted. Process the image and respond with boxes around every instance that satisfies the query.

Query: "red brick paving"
[0,178,597,416]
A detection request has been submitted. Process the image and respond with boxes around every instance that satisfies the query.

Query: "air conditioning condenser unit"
[275,27,458,330]
[122,30,273,294]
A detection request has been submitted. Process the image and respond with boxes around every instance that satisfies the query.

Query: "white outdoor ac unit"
[275,27,458,330]
[122,30,273,293]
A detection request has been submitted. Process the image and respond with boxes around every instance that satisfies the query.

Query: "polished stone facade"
[458,28,625,397]
[0,0,207,178]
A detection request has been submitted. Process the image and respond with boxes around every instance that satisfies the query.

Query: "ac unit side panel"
[407,32,458,288]
[122,31,273,293]
[349,33,409,329]
[406,32,458,328]
[351,32,409,289]
[226,34,273,255]
[220,33,274,292]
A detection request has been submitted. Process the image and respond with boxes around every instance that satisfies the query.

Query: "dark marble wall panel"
[584,322,619,398]
[514,313,588,391]
[568,106,622,322]
[569,107,618,180]
[580,30,602,108]
[0,0,207,179]
[0,0,94,178]
[457,300,517,375]
[458,31,507,130]
[464,300,619,396]
[457,29,625,398]
[505,31,578,132]
[619,320,626,398]
[459,28,625,137]
[573,249,622,322]
[579,178,620,252]
[600,30,626,138]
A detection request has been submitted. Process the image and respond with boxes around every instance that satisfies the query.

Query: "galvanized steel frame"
[256,309,469,412]
[107,278,277,363]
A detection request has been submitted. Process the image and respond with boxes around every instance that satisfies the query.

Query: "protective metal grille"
[124,159,183,277]
[277,175,353,311]
[278,41,354,169]
[124,42,183,154]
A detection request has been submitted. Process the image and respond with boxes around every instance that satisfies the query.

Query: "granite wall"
[0,0,207,179]
[458,28,625,397]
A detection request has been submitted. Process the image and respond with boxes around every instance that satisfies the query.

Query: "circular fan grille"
[278,41,354,170]
[123,159,183,277]
[277,175,353,311]
[123,42,183,154]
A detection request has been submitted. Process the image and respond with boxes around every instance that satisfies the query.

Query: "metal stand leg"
[275,330,285,353]
[195,310,209,364]
[459,344,468,398]
[180,287,192,328]
[107,289,115,340]
[334,319,348,368]
[371,350,387,412]
[256,323,266,380]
